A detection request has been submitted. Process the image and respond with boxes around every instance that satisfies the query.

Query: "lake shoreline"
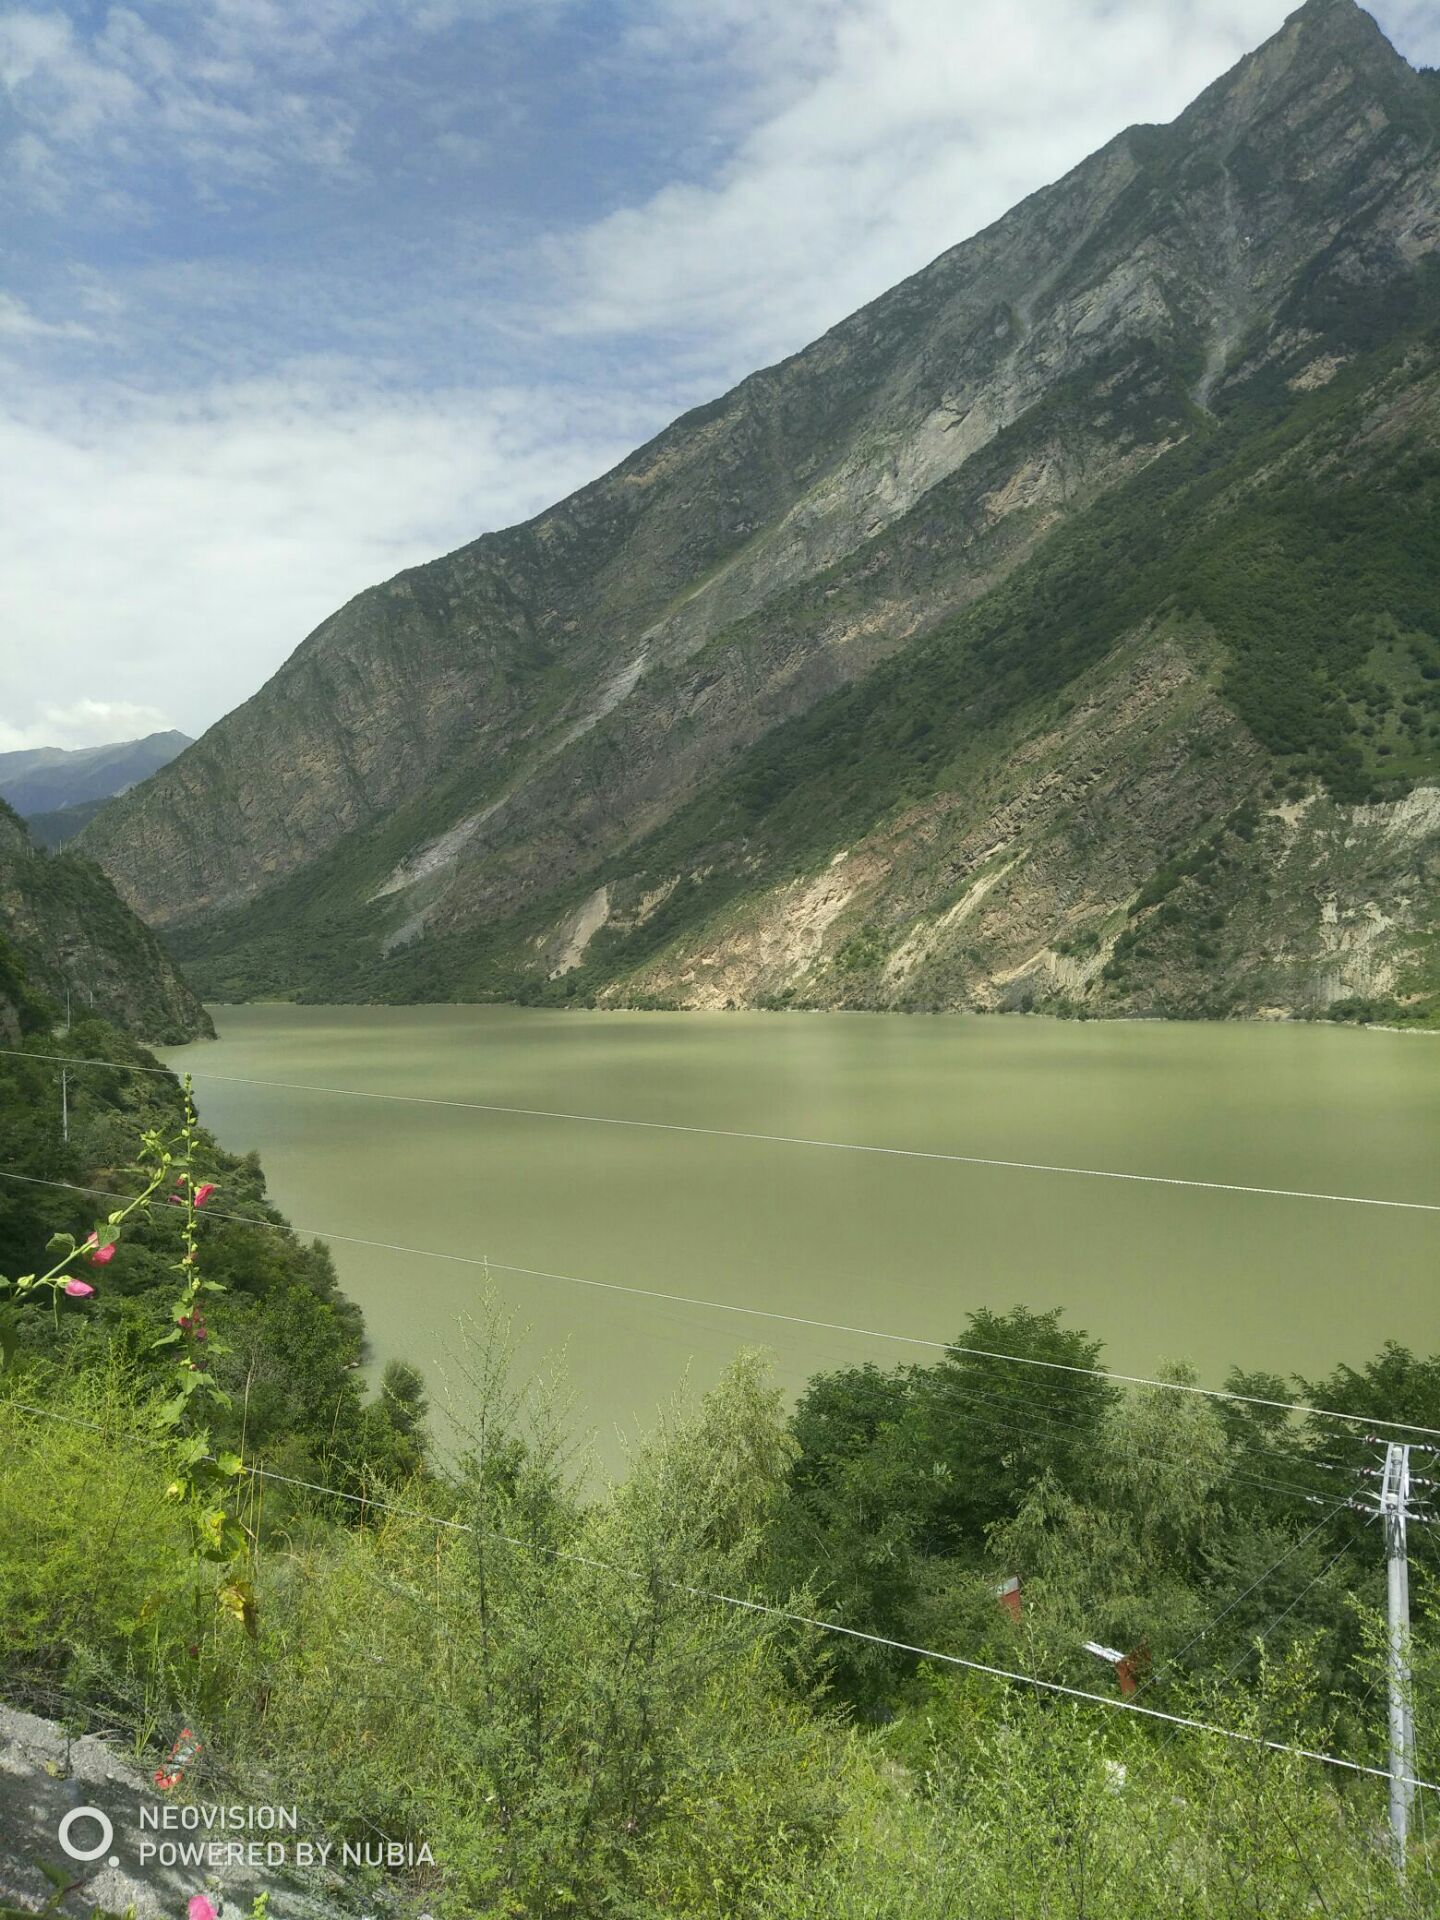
[183,996,1440,1036]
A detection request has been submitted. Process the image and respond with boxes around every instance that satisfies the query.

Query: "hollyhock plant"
[1,1077,255,1639]
[0,1098,177,1340]
[187,1895,217,1920]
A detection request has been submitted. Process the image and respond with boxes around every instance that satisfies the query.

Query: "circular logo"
[57,1806,115,1863]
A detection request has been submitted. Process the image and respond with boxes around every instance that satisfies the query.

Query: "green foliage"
[8,1310,1440,1918]
[0,1366,193,1703]
[0,1006,392,1489]
[0,806,210,1041]
[777,1311,1118,1706]
[775,1305,1440,1787]
[0,929,55,1033]
[771,1663,1428,1920]
[4,945,1440,1912]
[1180,461,1440,801]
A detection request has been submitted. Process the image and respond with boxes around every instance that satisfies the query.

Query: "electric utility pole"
[60,1067,68,1146]
[1380,1442,1415,1869]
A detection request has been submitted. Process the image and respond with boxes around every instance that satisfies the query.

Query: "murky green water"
[161,1006,1439,1468]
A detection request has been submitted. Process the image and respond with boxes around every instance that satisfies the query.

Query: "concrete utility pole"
[1380,1442,1415,1870]
[60,1067,68,1146]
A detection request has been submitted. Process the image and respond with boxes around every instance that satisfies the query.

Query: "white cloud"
[1,0,1430,750]
[0,697,175,752]
[0,3,352,203]
[0,0,582,208]
[0,366,655,746]
[0,291,93,339]
[549,0,1309,376]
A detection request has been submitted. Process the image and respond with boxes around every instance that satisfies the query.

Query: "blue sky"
[2,0,1437,750]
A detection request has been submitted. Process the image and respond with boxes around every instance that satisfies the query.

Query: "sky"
[2,0,1436,752]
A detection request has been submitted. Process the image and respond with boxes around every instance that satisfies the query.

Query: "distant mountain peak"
[1284,0,1419,77]
[0,730,194,820]
[1191,0,1411,110]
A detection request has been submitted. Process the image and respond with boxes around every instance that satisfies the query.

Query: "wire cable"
[1134,1490,1369,1700]
[5,1163,1440,1445]
[2,1393,1430,1798]
[3,1163,1362,1519]
[4,1045,1436,1215]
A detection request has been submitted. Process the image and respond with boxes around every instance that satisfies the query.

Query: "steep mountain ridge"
[0,801,211,1042]
[81,0,1440,1020]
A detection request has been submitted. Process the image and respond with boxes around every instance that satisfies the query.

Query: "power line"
[1135,1491,1367,1700]
[0,1156,1360,1516]
[2,1393,1431,1800]
[6,1162,1440,1445]
[3,1045,1436,1215]
[1213,1526,1373,1693]
[0,1183,1364,1528]
[824,1356,1355,1510]
[0,1158,1397,1547]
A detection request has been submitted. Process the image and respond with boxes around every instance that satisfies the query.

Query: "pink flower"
[193,1183,216,1208]
[187,1896,217,1920]
[87,1241,116,1266]
[63,1279,95,1298]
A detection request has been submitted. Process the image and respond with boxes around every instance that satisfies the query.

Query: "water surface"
[162,1007,1439,1467]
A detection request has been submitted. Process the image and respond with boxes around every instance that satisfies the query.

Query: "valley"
[3,6,1440,1908]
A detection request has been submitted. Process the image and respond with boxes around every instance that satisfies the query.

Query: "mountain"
[24,795,114,850]
[80,0,1440,1023]
[0,800,212,1043]
[0,730,192,819]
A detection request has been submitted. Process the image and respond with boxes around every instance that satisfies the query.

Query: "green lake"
[161,1006,1440,1468]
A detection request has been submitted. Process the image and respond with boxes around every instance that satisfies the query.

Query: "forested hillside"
[0,801,210,1044]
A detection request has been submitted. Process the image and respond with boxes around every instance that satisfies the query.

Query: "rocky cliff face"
[81,0,1440,1022]
[0,802,212,1043]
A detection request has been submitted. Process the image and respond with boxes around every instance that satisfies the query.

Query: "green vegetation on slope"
[7,1251,1440,1915]
[22,795,112,850]
[0,797,212,1043]
[1,954,1437,1915]
[512,333,1440,1012]
[0,1013,422,1493]
[164,316,1440,1019]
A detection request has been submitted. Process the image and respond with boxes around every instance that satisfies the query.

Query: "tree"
[905,1306,1118,1553]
